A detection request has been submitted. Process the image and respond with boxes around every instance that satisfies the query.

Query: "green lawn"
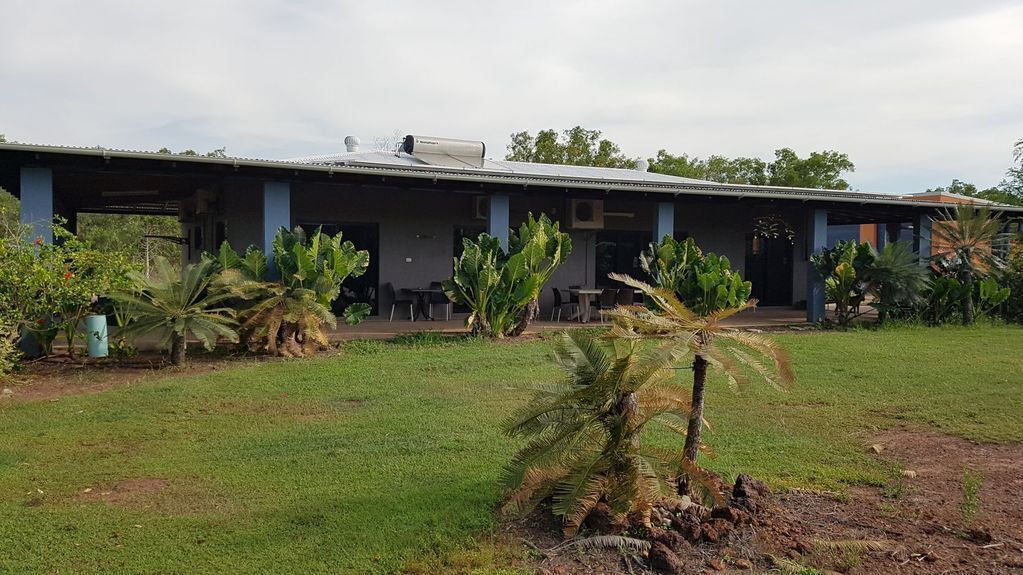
[1,325,1020,574]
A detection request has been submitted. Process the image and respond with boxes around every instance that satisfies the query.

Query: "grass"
[0,324,1020,573]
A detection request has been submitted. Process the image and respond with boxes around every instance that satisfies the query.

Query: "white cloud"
[0,0,1020,192]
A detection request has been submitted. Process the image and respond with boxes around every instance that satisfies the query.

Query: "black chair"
[616,288,635,307]
[567,285,580,306]
[550,287,576,322]
[384,282,415,322]
[428,281,452,321]
[596,288,618,323]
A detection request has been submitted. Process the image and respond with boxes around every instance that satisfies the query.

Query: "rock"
[648,541,684,574]
[701,523,721,543]
[673,520,702,543]
[707,518,733,539]
[707,558,725,570]
[734,558,754,570]
[901,470,917,478]
[711,505,749,525]
[1,388,12,397]
[583,502,622,534]
[868,443,885,454]
[649,527,689,551]
[731,474,771,515]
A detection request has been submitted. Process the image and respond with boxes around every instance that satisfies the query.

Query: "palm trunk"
[683,354,709,463]
[961,269,975,325]
[170,332,186,365]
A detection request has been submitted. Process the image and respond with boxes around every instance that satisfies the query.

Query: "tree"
[607,273,793,476]
[505,126,634,168]
[767,148,855,189]
[618,236,792,473]
[649,148,854,189]
[113,258,238,365]
[157,146,227,158]
[78,213,181,277]
[930,206,1008,325]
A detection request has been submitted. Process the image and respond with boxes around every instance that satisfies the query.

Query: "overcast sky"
[1,1,1021,193]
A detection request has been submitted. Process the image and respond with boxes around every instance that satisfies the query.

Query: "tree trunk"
[508,298,539,337]
[961,269,975,325]
[683,354,709,463]
[170,332,186,365]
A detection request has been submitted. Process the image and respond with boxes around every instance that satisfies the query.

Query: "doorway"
[744,234,793,306]
[595,230,653,287]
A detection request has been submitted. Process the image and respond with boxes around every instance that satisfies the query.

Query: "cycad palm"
[931,206,1007,324]
[605,273,794,465]
[115,258,238,365]
[501,331,694,536]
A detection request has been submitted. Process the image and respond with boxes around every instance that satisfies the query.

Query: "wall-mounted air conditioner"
[472,196,489,220]
[569,199,604,229]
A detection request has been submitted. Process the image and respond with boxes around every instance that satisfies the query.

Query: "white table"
[568,289,604,323]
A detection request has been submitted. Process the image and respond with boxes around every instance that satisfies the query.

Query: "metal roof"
[286,149,713,185]
[2,141,1021,212]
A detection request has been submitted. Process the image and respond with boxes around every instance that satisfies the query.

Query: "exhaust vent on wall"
[402,135,485,169]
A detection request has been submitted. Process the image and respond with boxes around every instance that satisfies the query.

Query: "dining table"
[407,288,446,320]
[568,288,604,323]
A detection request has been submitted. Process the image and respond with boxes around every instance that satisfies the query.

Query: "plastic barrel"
[85,314,109,358]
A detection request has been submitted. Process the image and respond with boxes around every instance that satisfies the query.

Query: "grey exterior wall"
[206,181,813,316]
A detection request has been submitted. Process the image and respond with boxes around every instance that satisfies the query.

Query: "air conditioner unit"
[472,196,489,220]
[569,199,604,229]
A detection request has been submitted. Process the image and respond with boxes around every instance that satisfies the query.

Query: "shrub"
[863,241,928,324]
[444,213,571,338]
[640,236,751,315]
[213,226,370,357]
[113,258,238,365]
[999,243,1023,323]
[811,240,874,327]
[0,318,20,378]
[501,332,691,535]
[931,206,1008,325]
[0,219,135,359]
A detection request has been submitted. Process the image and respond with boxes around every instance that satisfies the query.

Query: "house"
[2,135,1020,323]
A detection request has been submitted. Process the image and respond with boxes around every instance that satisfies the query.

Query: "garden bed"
[506,427,1023,574]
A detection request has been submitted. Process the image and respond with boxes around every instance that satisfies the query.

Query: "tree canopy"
[923,139,1023,206]
[647,147,855,189]
[505,126,634,168]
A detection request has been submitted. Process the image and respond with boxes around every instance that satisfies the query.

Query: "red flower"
[64,271,74,280]
[34,237,43,246]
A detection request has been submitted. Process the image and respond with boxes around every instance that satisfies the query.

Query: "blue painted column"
[20,167,54,243]
[806,208,828,323]
[654,201,675,242]
[263,181,291,275]
[489,193,510,251]
[913,213,932,266]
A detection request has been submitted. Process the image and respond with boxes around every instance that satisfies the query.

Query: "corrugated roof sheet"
[285,150,712,185]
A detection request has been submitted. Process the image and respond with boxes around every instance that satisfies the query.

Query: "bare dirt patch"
[504,428,1023,574]
[1,351,291,402]
[79,477,170,505]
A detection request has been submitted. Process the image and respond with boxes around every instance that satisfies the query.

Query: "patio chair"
[596,288,618,323]
[428,281,452,321]
[616,288,635,307]
[567,285,580,307]
[383,282,415,322]
[550,287,576,322]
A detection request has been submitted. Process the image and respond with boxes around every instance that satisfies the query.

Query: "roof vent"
[344,135,360,153]
[635,159,649,172]
[402,135,485,169]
